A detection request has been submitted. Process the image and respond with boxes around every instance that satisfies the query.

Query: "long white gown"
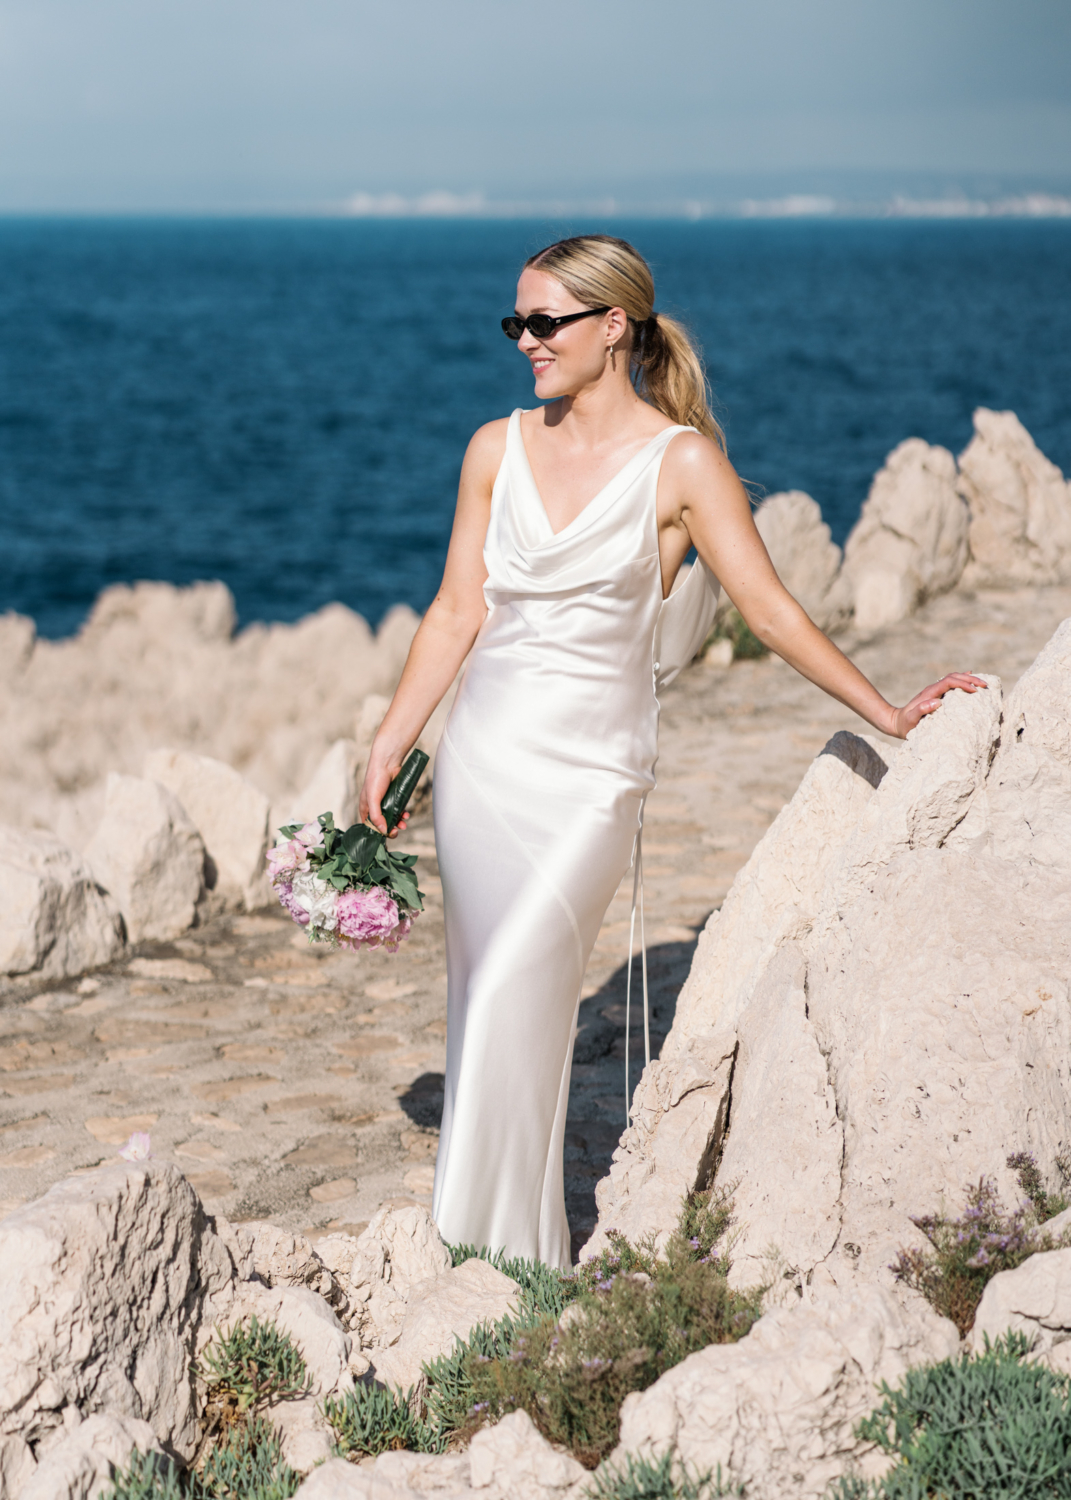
[431,409,720,1270]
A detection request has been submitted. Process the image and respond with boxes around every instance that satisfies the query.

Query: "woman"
[358,233,984,1272]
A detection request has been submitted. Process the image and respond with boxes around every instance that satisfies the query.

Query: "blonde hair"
[525,233,725,449]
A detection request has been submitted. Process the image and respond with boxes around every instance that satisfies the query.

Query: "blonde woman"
[358,233,983,1270]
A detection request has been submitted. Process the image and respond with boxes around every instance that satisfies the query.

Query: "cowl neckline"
[508,409,690,552]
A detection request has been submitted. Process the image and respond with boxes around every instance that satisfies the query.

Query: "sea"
[1,217,1069,640]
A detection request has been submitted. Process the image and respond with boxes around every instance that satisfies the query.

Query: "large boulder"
[958,408,1071,586]
[753,490,853,633]
[842,438,969,634]
[84,773,205,942]
[0,1161,240,1487]
[585,622,1071,1300]
[613,1284,958,1500]
[143,748,270,911]
[0,827,124,979]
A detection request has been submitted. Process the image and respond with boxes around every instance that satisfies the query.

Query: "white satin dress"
[431,409,720,1269]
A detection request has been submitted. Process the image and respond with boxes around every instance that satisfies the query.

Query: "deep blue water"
[1,217,1069,639]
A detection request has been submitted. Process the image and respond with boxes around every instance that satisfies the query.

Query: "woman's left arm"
[664,435,986,740]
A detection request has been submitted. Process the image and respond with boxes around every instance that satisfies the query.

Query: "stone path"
[3,581,1070,1259]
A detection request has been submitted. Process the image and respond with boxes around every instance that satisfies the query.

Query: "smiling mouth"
[531,358,552,372]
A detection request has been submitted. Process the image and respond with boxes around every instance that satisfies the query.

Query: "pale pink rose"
[266,838,308,881]
[119,1131,152,1161]
[337,886,414,951]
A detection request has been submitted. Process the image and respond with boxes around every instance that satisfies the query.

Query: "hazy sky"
[0,0,1068,210]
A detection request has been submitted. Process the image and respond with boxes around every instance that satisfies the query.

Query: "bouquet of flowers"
[266,748,429,953]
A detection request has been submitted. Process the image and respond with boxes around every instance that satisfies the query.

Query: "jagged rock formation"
[585,621,1071,1302]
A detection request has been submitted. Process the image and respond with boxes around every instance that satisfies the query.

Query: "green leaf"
[390,867,423,912]
[341,823,384,875]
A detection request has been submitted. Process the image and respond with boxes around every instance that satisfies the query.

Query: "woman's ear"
[606,306,630,344]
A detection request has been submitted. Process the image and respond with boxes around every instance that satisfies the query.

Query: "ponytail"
[525,234,725,450]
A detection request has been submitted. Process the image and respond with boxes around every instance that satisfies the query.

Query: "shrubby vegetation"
[892,1155,1071,1336]
[459,1188,763,1467]
[103,1317,307,1500]
[832,1334,1071,1500]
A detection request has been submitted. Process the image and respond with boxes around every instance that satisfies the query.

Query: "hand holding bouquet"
[266,749,429,953]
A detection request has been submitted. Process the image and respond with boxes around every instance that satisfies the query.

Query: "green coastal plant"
[322,1382,444,1459]
[197,1315,311,1414]
[103,1450,185,1500]
[830,1333,1071,1499]
[891,1162,1071,1337]
[103,1418,300,1500]
[587,1449,741,1499]
[194,1415,300,1499]
[461,1188,764,1467]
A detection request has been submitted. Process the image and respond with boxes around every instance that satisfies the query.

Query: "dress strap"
[623,818,649,1128]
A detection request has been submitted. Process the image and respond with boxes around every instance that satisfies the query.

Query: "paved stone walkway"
[3,581,1069,1258]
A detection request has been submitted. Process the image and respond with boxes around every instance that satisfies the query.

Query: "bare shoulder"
[461,417,511,482]
[662,430,741,494]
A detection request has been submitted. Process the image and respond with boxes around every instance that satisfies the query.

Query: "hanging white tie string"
[623,826,650,1129]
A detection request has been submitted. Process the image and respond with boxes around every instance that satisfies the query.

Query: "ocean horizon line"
[3,192,1071,223]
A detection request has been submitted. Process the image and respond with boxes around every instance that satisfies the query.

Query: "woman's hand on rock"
[358,744,412,838]
[890,673,988,739]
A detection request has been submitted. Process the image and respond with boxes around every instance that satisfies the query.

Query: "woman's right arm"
[358,419,507,832]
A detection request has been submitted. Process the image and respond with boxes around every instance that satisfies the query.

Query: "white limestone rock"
[958,408,1071,586]
[952,618,1071,873]
[349,1202,453,1350]
[0,1162,239,1469]
[843,438,969,633]
[754,490,853,632]
[613,1283,959,1500]
[85,773,205,942]
[715,944,842,1290]
[970,1246,1071,1358]
[292,1458,412,1498]
[586,636,1071,1297]
[467,1410,588,1498]
[268,1395,338,1474]
[370,1257,520,1395]
[19,1413,164,1500]
[0,612,35,682]
[143,748,271,911]
[0,826,124,979]
[585,731,887,1259]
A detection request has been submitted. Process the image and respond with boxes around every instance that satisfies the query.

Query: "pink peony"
[337,886,414,952]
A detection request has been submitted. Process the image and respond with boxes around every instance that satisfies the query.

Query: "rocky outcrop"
[0,828,124,980]
[959,409,1071,587]
[843,439,969,634]
[0,581,420,843]
[585,620,1071,1302]
[613,1283,958,1500]
[84,773,205,942]
[753,490,853,632]
[143,748,271,912]
[0,1161,239,1491]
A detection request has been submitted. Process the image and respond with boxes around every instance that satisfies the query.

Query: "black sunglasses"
[501,306,611,341]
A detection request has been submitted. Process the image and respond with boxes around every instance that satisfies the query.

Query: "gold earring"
[608,344,615,369]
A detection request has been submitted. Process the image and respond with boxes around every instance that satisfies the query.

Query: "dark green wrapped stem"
[380,748,430,833]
